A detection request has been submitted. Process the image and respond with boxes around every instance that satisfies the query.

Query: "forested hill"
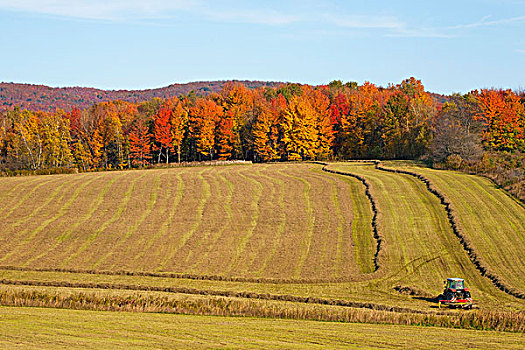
[0,80,282,112]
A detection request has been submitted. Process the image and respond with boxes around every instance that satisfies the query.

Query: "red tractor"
[438,278,476,309]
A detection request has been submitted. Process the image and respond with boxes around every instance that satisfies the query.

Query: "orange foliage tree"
[475,89,525,151]
[129,120,151,167]
[189,98,223,160]
[153,101,174,164]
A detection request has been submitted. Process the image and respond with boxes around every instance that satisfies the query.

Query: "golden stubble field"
[0,163,374,280]
[1,161,524,347]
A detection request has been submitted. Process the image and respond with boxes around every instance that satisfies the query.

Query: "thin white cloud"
[446,15,525,29]
[516,48,525,53]
[204,9,298,25]
[0,0,523,37]
[0,0,197,21]
[387,27,455,38]
[387,14,525,38]
[326,14,403,29]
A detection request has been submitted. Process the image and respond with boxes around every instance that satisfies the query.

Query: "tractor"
[438,278,477,309]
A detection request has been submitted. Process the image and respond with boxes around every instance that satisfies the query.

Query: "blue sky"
[0,0,524,94]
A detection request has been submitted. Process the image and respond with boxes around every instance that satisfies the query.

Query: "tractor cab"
[445,278,465,291]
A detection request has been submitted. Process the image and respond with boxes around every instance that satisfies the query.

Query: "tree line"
[0,78,523,172]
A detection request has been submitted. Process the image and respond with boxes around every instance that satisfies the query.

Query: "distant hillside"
[0,80,282,112]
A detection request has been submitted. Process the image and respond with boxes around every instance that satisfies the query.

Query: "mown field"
[0,163,374,280]
[1,161,524,347]
[2,306,524,350]
[382,161,525,295]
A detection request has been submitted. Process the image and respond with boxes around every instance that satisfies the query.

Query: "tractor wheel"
[445,291,455,301]
[464,291,471,299]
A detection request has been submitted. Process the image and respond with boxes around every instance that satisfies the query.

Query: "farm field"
[1,306,524,349]
[381,161,525,295]
[1,161,524,346]
[0,163,374,280]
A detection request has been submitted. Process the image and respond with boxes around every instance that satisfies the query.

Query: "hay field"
[325,163,522,306]
[1,306,524,349]
[1,161,525,344]
[0,163,374,280]
[382,161,525,295]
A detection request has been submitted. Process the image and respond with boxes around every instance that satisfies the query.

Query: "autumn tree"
[430,93,483,163]
[279,85,332,160]
[170,101,188,163]
[189,98,223,160]
[220,83,253,159]
[252,92,285,161]
[475,89,525,151]
[153,102,174,164]
[129,119,151,167]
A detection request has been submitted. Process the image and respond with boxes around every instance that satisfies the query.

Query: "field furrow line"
[25,173,128,267]
[4,175,79,230]
[278,170,314,279]
[0,175,86,262]
[303,167,346,278]
[0,176,45,213]
[375,163,525,300]
[183,168,224,266]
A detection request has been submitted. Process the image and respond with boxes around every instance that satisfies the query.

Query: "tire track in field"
[224,165,264,275]
[189,167,233,271]
[93,171,165,269]
[61,171,149,268]
[158,168,211,271]
[134,170,185,264]
[375,163,525,300]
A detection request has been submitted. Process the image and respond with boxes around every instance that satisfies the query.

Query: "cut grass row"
[1,285,524,333]
[2,266,524,312]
